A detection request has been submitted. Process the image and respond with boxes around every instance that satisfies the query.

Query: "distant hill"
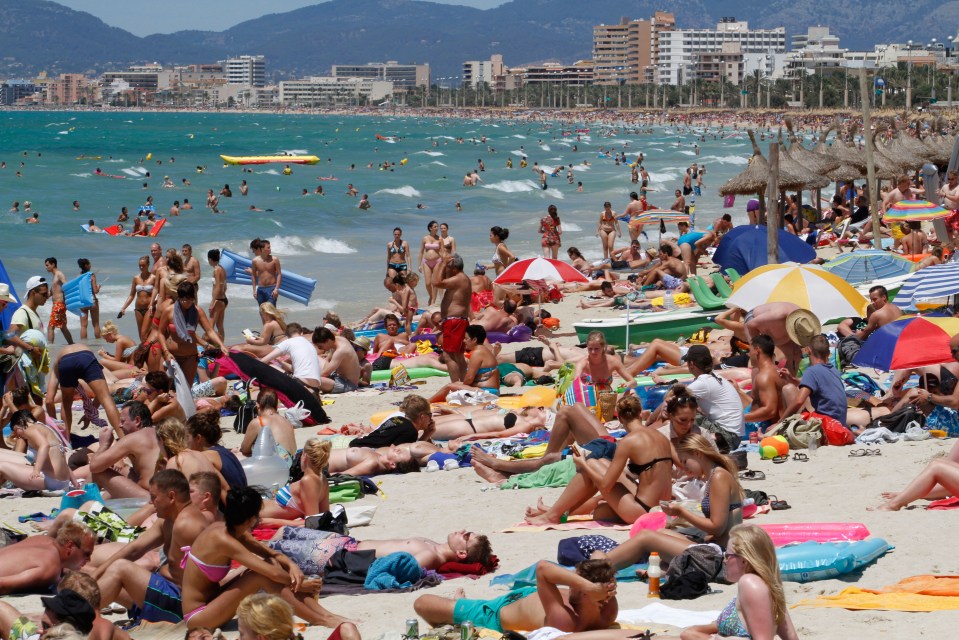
[0,0,956,80]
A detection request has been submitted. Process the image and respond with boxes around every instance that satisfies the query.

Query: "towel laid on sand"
[796,576,959,611]
[502,515,631,533]
[617,602,721,627]
[500,458,576,490]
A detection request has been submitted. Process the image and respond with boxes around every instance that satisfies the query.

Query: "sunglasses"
[724,551,742,562]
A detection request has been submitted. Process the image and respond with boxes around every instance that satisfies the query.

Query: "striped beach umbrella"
[726,262,868,322]
[892,262,959,310]
[853,316,959,370]
[883,199,951,223]
[822,250,916,285]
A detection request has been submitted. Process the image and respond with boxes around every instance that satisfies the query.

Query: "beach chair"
[725,268,742,282]
[687,276,727,311]
[710,272,734,298]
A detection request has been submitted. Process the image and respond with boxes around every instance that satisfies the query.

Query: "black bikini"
[464,412,518,434]
[627,457,672,476]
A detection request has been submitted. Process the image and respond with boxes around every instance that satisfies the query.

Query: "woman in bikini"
[77,258,102,341]
[261,439,332,526]
[429,324,501,402]
[524,395,673,525]
[429,405,549,441]
[327,443,424,476]
[158,281,226,386]
[488,226,515,276]
[180,487,349,630]
[0,409,77,491]
[239,390,296,468]
[97,321,137,366]
[157,418,225,484]
[418,220,443,306]
[540,204,562,259]
[440,222,456,257]
[576,331,638,394]
[232,303,287,357]
[386,227,411,280]
[118,255,156,341]
[594,433,743,568]
[595,202,620,261]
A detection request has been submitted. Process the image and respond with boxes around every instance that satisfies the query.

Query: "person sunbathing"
[328,442,433,475]
[156,418,226,488]
[239,389,296,468]
[414,559,617,633]
[0,521,94,594]
[180,487,350,630]
[429,325,500,402]
[0,410,77,491]
[231,303,288,358]
[260,440,331,525]
[592,433,743,568]
[875,438,959,511]
[430,405,549,440]
[524,396,672,525]
[575,331,637,394]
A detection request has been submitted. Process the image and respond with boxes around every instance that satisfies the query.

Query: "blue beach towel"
[364,551,423,590]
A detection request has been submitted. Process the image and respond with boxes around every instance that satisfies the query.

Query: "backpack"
[868,403,925,433]
[232,377,258,434]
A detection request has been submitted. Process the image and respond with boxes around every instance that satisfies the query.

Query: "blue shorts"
[256,286,275,305]
[453,587,536,633]
[661,274,683,290]
[583,436,617,460]
[132,572,182,623]
[56,350,104,388]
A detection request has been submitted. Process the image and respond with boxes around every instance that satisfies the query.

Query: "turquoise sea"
[0,110,758,340]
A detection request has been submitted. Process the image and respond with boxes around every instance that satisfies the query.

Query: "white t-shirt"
[276,336,321,383]
[687,373,745,436]
[10,306,43,333]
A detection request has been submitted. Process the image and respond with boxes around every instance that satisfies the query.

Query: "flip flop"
[738,470,766,481]
[772,455,788,464]
[793,453,809,462]
[867,448,883,456]
[848,449,868,457]
[768,496,792,510]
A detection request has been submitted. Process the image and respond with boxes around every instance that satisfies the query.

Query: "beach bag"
[868,403,925,434]
[0,347,22,374]
[233,377,258,434]
[804,411,855,446]
[59,483,104,511]
[283,401,311,428]
[661,544,724,600]
[305,504,349,535]
[767,414,823,449]
[389,364,410,387]
[596,390,618,422]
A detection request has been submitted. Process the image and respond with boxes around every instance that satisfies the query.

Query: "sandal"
[738,470,766,481]
[768,495,791,510]
[849,449,868,457]
[793,453,809,462]
[772,455,788,464]
[867,448,883,456]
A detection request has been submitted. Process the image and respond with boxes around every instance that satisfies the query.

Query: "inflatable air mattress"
[63,273,94,315]
[219,249,317,305]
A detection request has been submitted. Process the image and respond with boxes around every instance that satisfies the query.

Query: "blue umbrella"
[712,225,816,275]
[893,262,959,310]
[821,250,916,285]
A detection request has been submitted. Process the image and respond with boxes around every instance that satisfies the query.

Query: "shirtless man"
[44,257,74,344]
[149,243,166,277]
[744,301,803,374]
[837,285,903,341]
[356,530,494,572]
[433,253,472,383]
[415,559,617,634]
[744,334,785,437]
[93,470,210,624]
[940,170,959,210]
[671,189,686,214]
[882,175,921,214]
[181,244,201,286]
[641,243,687,291]
[313,327,361,394]
[207,249,227,340]
[623,192,647,241]
[0,521,94,594]
[473,300,516,333]
[372,314,409,354]
[82,401,161,499]
[251,239,281,322]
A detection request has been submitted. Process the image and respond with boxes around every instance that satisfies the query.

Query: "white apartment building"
[222,55,266,87]
[331,62,429,90]
[279,77,393,107]
[463,55,506,88]
[657,18,786,85]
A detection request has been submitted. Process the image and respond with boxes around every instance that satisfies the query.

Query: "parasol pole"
[624,298,630,353]
[859,67,882,250]
[767,142,780,265]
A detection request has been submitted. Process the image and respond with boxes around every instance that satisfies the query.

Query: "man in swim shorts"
[641,244,688,291]
[433,253,472,382]
[414,559,617,633]
[51,344,123,439]
[44,258,74,345]
[251,239,282,320]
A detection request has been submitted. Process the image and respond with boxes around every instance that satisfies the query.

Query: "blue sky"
[56,0,506,36]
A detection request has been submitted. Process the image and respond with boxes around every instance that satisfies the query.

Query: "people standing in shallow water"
[540,205,562,259]
[488,226,515,275]
[418,221,443,306]
[596,202,620,260]
[386,227,410,280]
[77,258,101,340]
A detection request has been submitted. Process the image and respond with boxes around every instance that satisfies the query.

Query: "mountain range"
[1,0,957,81]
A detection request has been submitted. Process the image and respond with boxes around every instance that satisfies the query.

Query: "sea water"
[0,111,761,340]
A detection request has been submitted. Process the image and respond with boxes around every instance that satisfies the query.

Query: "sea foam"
[376,186,421,197]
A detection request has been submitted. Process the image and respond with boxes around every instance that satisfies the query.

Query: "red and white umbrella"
[493,257,589,285]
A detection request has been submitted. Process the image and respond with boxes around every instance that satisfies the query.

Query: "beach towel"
[502,515,632,533]
[364,551,423,590]
[438,556,499,580]
[490,561,647,590]
[866,575,959,597]
[616,603,721,628]
[500,458,576,490]
[795,587,959,611]
[927,496,959,510]
[321,571,443,597]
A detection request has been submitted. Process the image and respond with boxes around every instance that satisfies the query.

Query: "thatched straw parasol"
[785,117,841,175]
[870,132,905,180]
[828,163,866,183]
[826,124,868,170]
[719,130,807,196]
[923,117,955,166]
[882,120,932,171]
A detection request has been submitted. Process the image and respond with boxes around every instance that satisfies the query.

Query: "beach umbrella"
[784,118,841,175]
[822,250,916,285]
[494,257,588,285]
[726,262,868,321]
[777,130,830,190]
[852,316,959,370]
[712,225,816,275]
[628,210,690,226]
[883,199,951,223]
[892,262,959,310]
[718,131,807,197]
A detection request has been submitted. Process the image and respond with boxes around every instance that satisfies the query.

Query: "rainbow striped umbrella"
[883,199,951,223]
[726,262,868,322]
[853,316,959,370]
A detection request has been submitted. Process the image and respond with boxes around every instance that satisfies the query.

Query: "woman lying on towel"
[561,525,798,640]
[328,441,443,475]
[875,438,959,511]
[524,396,672,526]
[180,486,351,630]
[260,439,332,525]
[430,405,550,441]
[593,432,742,568]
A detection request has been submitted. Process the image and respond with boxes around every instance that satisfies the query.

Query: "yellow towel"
[650,292,692,307]
[795,587,959,612]
[517,443,549,459]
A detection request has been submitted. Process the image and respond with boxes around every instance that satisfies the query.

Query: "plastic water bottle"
[664,290,675,310]
[647,552,662,598]
[807,433,819,456]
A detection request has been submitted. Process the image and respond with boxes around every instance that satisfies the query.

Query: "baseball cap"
[25,276,47,294]
[41,589,96,634]
[681,344,713,369]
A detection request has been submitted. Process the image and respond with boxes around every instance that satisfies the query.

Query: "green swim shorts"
[452,586,537,633]
[497,363,525,383]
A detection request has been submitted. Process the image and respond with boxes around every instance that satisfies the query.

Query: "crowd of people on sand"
[3,108,959,640]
